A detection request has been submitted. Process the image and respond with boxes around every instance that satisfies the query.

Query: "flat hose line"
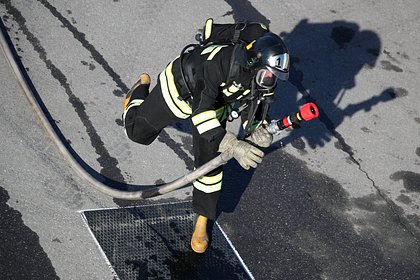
[0,20,232,200]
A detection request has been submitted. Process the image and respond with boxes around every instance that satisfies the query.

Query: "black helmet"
[247,32,290,89]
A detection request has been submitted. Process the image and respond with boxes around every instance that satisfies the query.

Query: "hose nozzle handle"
[267,102,320,135]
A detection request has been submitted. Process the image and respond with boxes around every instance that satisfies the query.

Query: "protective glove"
[218,131,264,170]
[247,126,273,148]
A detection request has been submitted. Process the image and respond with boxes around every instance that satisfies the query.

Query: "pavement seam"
[294,84,420,239]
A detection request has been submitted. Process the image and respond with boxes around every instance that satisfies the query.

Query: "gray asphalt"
[1,0,420,279]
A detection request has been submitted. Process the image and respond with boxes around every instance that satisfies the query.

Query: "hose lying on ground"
[0,19,232,199]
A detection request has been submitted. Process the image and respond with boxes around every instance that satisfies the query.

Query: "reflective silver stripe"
[191,110,217,126]
[201,45,228,60]
[207,46,227,60]
[122,99,143,120]
[196,118,221,134]
[259,23,268,30]
[159,61,192,119]
[201,45,223,55]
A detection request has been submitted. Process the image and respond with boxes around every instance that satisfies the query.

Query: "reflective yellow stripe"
[204,18,213,40]
[215,106,226,119]
[196,118,221,134]
[197,171,223,185]
[160,71,188,119]
[246,40,255,50]
[207,46,227,60]
[159,61,192,119]
[193,181,222,193]
[229,84,240,93]
[242,120,248,129]
[236,89,251,100]
[263,92,274,97]
[191,110,216,125]
[122,99,143,120]
[165,62,192,114]
[222,88,231,96]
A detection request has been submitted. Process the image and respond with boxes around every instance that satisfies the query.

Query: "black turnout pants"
[124,80,221,219]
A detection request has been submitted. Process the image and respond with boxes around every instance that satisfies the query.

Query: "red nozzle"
[299,102,319,121]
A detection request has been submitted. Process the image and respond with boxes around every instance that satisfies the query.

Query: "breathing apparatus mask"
[242,33,290,135]
[249,33,290,92]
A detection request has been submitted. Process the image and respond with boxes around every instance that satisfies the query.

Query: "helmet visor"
[267,53,290,81]
[255,67,277,89]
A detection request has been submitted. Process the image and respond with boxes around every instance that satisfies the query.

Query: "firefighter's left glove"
[218,131,264,170]
[247,126,273,148]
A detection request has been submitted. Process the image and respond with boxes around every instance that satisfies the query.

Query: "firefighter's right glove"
[218,131,264,170]
[247,126,273,148]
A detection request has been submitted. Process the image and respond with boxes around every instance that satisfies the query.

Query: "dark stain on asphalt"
[158,130,195,171]
[393,87,408,97]
[361,126,372,133]
[330,26,356,48]
[381,60,403,72]
[383,49,400,63]
[219,149,420,279]
[382,87,408,99]
[396,194,412,205]
[416,147,420,157]
[113,89,124,97]
[115,118,123,126]
[390,171,420,192]
[179,135,193,156]
[415,117,420,124]
[0,186,59,279]
[407,214,420,229]
[81,60,95,71]
[37,0,130,94]
[2,1,126,182]
[291,137,306,150]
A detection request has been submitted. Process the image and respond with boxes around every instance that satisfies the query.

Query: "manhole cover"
[81,201,253,279]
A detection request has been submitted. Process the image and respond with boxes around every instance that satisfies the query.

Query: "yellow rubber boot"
[191,215,209,253]
[123,73,151,110]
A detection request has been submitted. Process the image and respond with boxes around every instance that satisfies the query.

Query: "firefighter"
[123,31,290,253]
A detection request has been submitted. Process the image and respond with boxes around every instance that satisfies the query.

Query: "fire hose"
[1,20,318,200]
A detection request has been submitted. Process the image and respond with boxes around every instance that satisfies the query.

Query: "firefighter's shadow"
[269,19,388,149]
[218,19,400,215]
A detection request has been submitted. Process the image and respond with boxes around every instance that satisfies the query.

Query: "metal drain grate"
[82,201,253,280]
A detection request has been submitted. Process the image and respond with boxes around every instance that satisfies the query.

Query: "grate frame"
[81,201,254,280]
